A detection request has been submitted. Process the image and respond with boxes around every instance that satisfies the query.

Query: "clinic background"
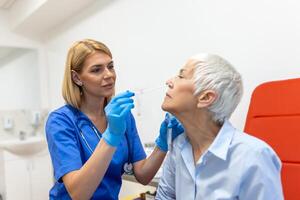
[0,0,299,199]
[1,0,300,142]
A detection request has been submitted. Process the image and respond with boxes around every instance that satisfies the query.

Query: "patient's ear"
[71,70,83,86]
[196,90,217,108]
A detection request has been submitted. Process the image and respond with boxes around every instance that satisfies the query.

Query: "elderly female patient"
[155,54,284,200]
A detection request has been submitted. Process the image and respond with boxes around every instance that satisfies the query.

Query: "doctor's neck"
[80,96,106,117]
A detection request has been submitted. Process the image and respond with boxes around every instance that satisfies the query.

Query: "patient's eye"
[177,68,186,79]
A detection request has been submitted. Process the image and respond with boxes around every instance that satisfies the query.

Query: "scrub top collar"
[66,104,100,132]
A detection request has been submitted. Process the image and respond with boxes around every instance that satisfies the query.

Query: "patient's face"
[162,59,198,114]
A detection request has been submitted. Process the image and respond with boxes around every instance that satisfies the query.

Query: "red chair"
[244,78,300,200]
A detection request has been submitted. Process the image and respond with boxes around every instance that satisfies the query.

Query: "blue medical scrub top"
[45,104,146,200]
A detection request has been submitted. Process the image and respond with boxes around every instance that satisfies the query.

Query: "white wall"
[0,10,48,110]
[43,0,300,143]
[0,50,41,110]
[8,0,47,29]
[0,11,40,48]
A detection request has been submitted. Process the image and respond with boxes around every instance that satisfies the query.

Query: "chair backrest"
[244,78,300,200]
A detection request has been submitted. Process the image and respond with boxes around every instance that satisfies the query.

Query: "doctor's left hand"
[103,91,135,147]
[155,113,184,152]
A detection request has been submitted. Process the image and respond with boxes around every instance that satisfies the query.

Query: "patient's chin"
[161,102,174,113]
[161,103,169,111]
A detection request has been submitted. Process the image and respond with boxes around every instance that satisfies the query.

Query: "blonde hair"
[62,39,113,109]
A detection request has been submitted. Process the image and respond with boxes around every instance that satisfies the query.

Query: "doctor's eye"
[91,67,101,73]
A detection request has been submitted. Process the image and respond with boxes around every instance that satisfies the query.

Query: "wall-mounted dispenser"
[31,111,41,128]
[3,116,13,130]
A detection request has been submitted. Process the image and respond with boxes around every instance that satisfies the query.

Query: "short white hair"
[191,53,243,124]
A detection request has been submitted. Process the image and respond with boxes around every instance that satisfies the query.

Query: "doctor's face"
[162,59,198,114]
[78,51,116,98]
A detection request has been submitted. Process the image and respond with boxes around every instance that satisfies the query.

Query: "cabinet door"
[30,153,53,200]
[4,159,31,200]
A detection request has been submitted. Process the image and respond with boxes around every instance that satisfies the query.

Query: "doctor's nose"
[103,67,115,79]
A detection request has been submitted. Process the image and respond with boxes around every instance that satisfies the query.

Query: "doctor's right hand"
[103,91,134,147]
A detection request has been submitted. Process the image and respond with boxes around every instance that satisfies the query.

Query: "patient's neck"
[179,112,221,164]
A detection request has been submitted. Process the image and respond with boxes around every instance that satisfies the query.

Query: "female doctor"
[45,39,183,200]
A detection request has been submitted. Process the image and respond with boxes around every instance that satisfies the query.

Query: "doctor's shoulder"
[46,104,79,129]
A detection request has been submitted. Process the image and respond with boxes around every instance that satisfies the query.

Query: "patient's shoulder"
[232,130,280,161]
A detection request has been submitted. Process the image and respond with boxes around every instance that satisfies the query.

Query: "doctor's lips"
[102,83,114,89]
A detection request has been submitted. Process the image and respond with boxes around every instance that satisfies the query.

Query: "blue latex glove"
[102,91,135,147]
[155,113,184,152]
